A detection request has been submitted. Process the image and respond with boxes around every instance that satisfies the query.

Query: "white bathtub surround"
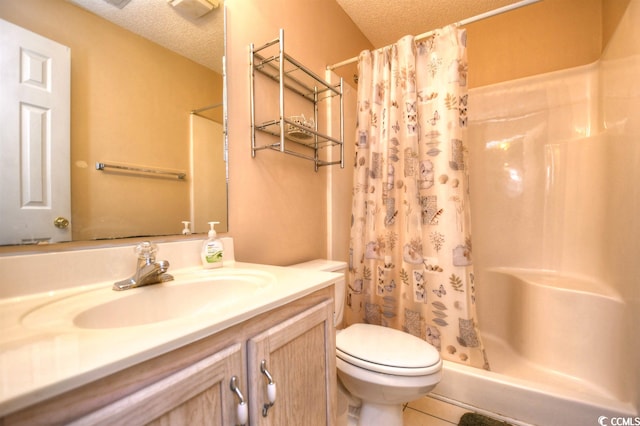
[434,359,635,426]
[433,270,633,425]
[441,2,640,423]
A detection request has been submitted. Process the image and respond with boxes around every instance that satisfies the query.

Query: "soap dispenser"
[201,221,223,269]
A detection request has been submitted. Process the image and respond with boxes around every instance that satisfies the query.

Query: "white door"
[0,18,71,245]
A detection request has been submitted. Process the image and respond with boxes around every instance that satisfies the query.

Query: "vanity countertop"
[0,262,340,417]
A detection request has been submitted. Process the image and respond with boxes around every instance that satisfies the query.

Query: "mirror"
[0,0,227,247]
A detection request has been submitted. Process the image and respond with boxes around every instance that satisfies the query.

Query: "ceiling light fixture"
[102,0,132,9]
[168,0,219,19]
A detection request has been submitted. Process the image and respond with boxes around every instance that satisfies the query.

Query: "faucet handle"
[135,241,158,261]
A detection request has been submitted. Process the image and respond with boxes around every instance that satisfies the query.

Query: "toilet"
[291,260,442,426]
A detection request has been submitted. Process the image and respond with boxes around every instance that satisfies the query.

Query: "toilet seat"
[336,323,441,377]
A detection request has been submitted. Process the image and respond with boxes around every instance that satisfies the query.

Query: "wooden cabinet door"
[69,343,244,426]
[247,300,336,426]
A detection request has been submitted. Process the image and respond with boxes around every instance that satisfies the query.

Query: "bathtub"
[431,268,638,426]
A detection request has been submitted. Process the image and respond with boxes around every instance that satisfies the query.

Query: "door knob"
[54,217,70,229]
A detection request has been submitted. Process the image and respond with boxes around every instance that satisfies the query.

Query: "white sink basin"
[21,269,275,329]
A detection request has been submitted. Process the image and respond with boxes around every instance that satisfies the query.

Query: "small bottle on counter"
[201,221,223,269]
[181,221,191,235]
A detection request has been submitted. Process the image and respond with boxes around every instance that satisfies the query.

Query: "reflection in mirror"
[0,0,227,248]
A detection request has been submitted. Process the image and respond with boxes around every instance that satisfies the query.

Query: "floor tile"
[405,406,457,425]
[406,396,468,424]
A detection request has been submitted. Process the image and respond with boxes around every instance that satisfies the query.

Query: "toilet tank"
[291,259,346,327]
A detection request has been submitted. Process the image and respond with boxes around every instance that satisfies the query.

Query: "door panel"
[0,18,70,245]
[247,300,336,426]
[72,344,243,426]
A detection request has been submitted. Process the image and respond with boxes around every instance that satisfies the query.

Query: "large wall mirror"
[0,0,227,249]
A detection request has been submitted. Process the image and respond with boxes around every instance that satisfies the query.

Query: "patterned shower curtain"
[347,26,489,369]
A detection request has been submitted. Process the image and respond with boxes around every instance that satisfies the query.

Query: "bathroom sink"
[22,269,275,329]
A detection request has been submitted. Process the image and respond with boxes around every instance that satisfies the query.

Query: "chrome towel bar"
[96,162,186,180]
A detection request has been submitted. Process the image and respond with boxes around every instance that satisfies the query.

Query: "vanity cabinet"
[2,288,336,426]
[248,300,336,425]
[70,344,244,425]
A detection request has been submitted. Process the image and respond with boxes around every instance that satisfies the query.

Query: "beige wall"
[603,0,633,47]
[225,0,371,265]
[466,0,632,88]
[467,0,603,88]
[0,0,223,241]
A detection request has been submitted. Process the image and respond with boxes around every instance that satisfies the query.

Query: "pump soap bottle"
[201,221,224,269]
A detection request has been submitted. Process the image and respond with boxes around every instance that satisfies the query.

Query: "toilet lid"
[336,323,441,376]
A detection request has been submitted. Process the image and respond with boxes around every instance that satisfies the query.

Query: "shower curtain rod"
[327,0,541,71]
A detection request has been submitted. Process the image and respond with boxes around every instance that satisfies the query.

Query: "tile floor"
[403,396,471,425]
[341,394,516,426]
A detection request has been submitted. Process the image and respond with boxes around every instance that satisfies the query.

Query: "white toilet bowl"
[336,323,442,426]
[291,260,442,426]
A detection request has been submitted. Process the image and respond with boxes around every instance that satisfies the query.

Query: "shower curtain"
[347,26,488,369]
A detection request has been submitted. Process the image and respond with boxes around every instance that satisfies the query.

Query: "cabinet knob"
[260,359,277,417]
[230,376,248,426]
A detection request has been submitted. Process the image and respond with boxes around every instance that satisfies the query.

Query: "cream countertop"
[0,240,340,417]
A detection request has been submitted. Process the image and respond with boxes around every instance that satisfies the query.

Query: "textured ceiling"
[335,0,532,48]
[67,0,224,74]
[66,0,533,76]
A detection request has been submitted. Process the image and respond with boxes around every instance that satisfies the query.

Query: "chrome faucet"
[113,242,174,291]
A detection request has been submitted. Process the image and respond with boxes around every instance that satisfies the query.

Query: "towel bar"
[96,162,186,180]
